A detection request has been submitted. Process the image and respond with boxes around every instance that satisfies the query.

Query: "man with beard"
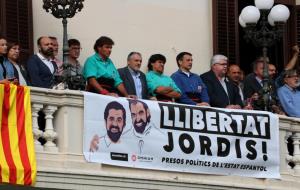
[128,99,164,154]
[27,36,58,88]
[227,64,244,102]
[89,101,129,153]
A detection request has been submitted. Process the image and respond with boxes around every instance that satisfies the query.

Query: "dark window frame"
[0,0,33,64]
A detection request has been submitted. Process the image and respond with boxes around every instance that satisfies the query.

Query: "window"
[0,0,33,64]
[212,0,239,65]
[213,0,297,74]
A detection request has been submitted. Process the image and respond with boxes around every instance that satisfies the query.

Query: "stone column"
[31,103,44,152]
[292,132,300,176]
[43,105,58,152]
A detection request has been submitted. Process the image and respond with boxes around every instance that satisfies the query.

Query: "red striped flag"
[0,84,36,185]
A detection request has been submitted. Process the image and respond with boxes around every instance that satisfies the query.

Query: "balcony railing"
[30,87,300,190]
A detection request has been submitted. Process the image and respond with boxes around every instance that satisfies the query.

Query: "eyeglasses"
[216,63,228,66]
[285,75,299,78]
[70,47,82,51]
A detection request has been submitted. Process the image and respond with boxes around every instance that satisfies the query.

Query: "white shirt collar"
[37,53,55,74]
[255,76,263,86]
[181,70,190,77]
[128,66,140,77]
[103,135,112,148]
[37,53,50,61]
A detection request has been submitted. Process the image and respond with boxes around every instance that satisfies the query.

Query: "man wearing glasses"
[277,70,300,117]
[67,38,82,76]
[200,54,243,109]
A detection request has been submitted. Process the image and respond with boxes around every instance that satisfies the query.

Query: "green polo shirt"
[146,70,181,95]
[83,53,122,87]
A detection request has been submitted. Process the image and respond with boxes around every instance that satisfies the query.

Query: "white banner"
[83,92,280,178]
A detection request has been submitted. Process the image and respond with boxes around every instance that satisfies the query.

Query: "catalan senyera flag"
[0,84,36,185]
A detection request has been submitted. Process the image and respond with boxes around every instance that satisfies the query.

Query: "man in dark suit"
[227,64,244,102]
[27,36,57,88]
[243,58,266,100]
[200,54,243,109]
[118,52,148,99]
[243,58,278,101]
[243,58,280,111]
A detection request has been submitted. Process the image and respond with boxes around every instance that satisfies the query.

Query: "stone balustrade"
[279,115,300,176]
[29,87,300,190]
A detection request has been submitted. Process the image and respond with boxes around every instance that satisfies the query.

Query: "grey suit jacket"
[118,66,148,99]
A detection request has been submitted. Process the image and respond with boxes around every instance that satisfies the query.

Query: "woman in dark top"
[7,42,30,85]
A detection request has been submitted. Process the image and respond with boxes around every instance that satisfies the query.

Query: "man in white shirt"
[27,36,58,88]
[128,99,165,155]
[89,101,130,152]
[87,101,131,162]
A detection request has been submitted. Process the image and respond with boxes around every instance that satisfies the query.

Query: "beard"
[41,47,54,57]
[134,119,148,134]
[107,125,123,143]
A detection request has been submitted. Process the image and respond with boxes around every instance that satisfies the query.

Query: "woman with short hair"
[0,36,18,84]
[146,54,181,102]
[6,42,30,85]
